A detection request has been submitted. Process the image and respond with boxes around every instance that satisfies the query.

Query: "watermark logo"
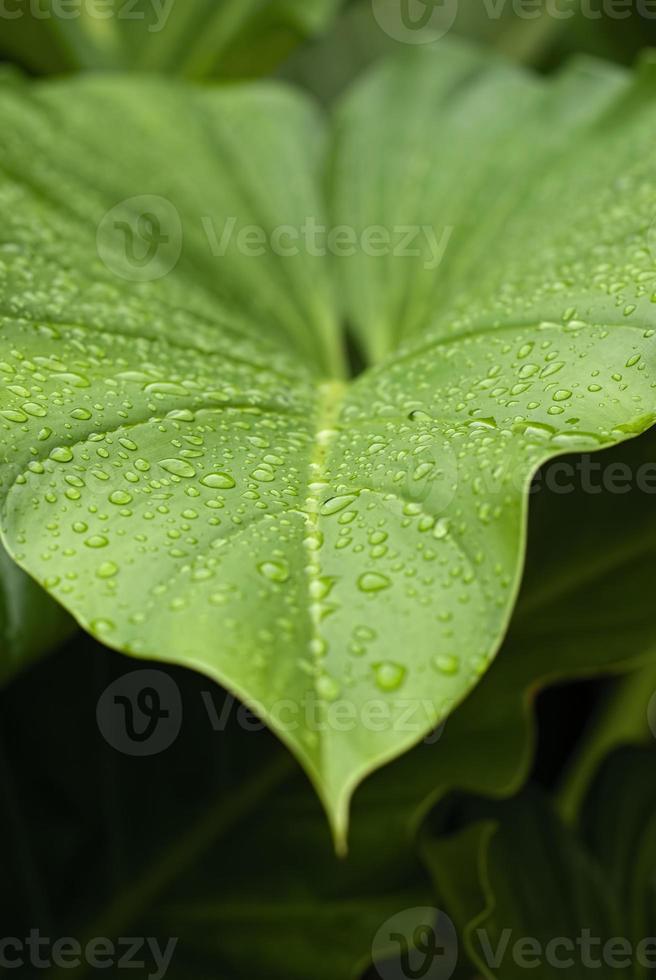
[97,195,182,282]
[371,0,656,45]
[202,216,453,271]
[372,0,459,44]
[372,908,458,980]
[97,670,182,756]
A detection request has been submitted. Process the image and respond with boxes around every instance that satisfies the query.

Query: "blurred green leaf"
[424,747,656,979]
[282,0,656,104]
[0,0,346,77]
[0,637,430,980]
[0,543,75,685]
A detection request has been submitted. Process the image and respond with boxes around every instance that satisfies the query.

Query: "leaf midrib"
[300,379,347,782]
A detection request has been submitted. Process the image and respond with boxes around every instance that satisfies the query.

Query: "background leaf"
[0,542,75,685]
[424,747,656,979]
[0,636,431,980]
[0,0,346,77]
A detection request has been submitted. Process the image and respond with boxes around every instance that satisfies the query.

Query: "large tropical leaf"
[1,429,655,980]
[1,44,656,843]
[352,425,656,843]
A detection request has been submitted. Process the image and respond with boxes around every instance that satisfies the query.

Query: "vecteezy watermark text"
[373,909,656,979]
[97,670,453,756]
[96,198,454,281]
[0,932,177,978]
[202,216,454,271]
[372,0,656,46]
[0,0,173,29]
[477,929,656,971]
[203,691,453,743]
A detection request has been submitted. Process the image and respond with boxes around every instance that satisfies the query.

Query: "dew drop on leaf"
[49,446,73,463]
[373,662,406,692]
[200,473,236,490]
[357,572,392,593]
[159,458,196,478]
[321,494,357,516]
[257,560,290,584]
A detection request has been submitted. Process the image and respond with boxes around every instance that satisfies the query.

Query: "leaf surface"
[1,47,656,841]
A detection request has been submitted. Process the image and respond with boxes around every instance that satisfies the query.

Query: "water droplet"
[250,466,275,483]
[321,494,357,516]
[1,409,28,423]
[373,661,406,692]
[258,560,290,584]
[97,561,118,579]
[433,518,450,540]
[433,654,460,676]
[304,530,323,551]
[109,490,133,506]
[159,458,196,478]
[358,572,391,593]
[85,535,108,549]
[22,402,46,418]
[540,362,565,379]
[309,577,335,601]
[50,446,73,463]
[316,674,340,701]
[201,472,236,490]
[90,618,115,634]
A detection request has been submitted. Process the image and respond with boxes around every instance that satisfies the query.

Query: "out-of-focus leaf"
[283,0,656,105]
[0,639,430,980]
[424,747,656,979]
[0,543,75,685]
[0,0,346,77]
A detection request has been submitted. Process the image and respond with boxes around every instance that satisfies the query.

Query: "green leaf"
[0,542,75,685]
[138,772,429,980]
[355,425,656,841]
[0,637,431,980]
[0,549,74,684]
[424,748,656,979]
[0,0,345,77]
[581,749,656,973]
[1,45,656,845]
